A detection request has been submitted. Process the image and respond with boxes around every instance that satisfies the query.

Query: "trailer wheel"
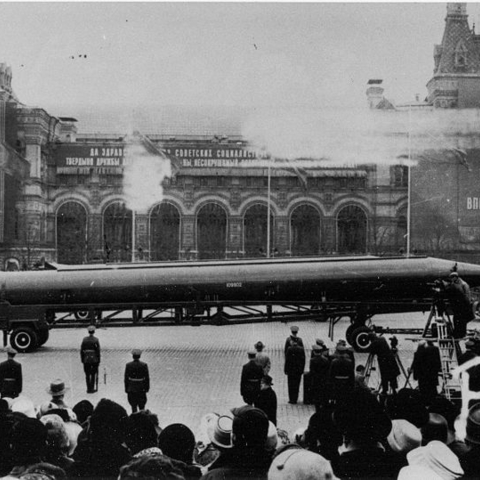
[74,310,101,321]
[10,327,38,352]
[350,326,373,352]
[345,324,357,345]
[37,329,50,346]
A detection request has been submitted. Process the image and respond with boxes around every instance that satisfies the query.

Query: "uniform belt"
[128,378,145,381]
[3,378,15,381]
[84,350,95,352]
[247,379,260,382]
[334,376,349,380]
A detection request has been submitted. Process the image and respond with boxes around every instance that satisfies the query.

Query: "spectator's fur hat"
[158,423,196,465]
[11,417,48,459]
[40,413,70,452]
[72,399,94,425]
[118,454,185,480]
[125,412,159,455]
[89,398,128,436]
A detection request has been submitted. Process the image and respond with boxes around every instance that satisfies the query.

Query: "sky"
[0,1,476,113]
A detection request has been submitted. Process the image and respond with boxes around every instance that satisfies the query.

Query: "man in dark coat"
[254,375,277,425]
[240,351,263,405]
[442,272,474,338]
[0,347,22,398]
[80,325,101,394]
[284,338,306,404]
[329,344,354,405]
[411,339,442,405]
[124,349,150,413]
[369,333,400,396]
[309,343,331,409]
[284,325,304,354]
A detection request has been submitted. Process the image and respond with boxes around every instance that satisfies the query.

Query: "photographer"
[367,333,400,398]
[439,272,474,338]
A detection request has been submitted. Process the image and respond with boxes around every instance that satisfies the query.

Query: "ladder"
[435,317,462,401]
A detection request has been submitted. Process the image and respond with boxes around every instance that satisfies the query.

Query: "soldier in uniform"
[284,325,304,354]
[240,350,264,405]
[80,325,101,394]
[124,349,150,413]
[0,346,22,398]
[284,338,306,404]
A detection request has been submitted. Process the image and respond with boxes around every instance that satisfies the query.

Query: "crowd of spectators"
[1,336,480,480]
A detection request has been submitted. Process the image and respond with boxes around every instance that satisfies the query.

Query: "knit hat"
[387,419,422,454]
[268,446,336,480]
[407,440,464,480]
[231,405,269,447]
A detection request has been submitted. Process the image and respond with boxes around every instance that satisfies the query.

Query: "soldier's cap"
[6,346,17,356]
[88,325,96,333]
[312,344,326,352]
[290,326,299,333]
[247,350,257,357]
[132,349,142,357]
[449,272,459,277]
[316,338,325,347]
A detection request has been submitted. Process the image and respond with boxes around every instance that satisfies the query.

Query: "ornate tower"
[427,3,480,108]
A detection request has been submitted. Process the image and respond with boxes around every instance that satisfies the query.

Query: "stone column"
[227,216,243,258]
[180,215,196,260]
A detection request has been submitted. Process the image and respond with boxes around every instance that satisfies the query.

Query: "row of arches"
[56,201,369,263]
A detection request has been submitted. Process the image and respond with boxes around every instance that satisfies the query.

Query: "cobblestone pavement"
[13,312,456,438]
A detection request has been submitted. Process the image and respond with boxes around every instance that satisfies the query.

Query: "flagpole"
[406,106,412,258]
[266,158,271,259]
[132,209,136,262]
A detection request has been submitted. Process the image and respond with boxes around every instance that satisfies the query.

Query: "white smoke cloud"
[122,135,172,212]
[241,107,480,167]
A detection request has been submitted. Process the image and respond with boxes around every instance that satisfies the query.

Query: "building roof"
[49,104,251,137]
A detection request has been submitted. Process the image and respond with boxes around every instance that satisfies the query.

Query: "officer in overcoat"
[284,338,306,404]
[240,350,264,405]
[80,325,101,393]
[124,349,150,413]
[0,347,22,398]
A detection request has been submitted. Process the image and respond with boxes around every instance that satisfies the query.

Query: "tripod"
[364,339,413,394]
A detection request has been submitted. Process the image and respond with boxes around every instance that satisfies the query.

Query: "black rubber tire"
[74,310,90,321]
[37,329,50,346]
[10,327,38,352]
[350,326,373,352]
[345,323,357,345]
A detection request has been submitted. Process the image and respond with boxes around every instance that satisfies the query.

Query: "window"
[455,41,468,68]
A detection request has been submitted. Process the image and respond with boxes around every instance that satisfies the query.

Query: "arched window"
[244,204,274,257]
[455,41,468,68]
[150,203,180,261]
[57,201,87,264]
[103,202,133,262]
[197,203,227,260]
[337,205,367,254]
[291,205,321,256]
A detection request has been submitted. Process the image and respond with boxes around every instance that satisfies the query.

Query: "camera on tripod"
[389,336,398,350]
